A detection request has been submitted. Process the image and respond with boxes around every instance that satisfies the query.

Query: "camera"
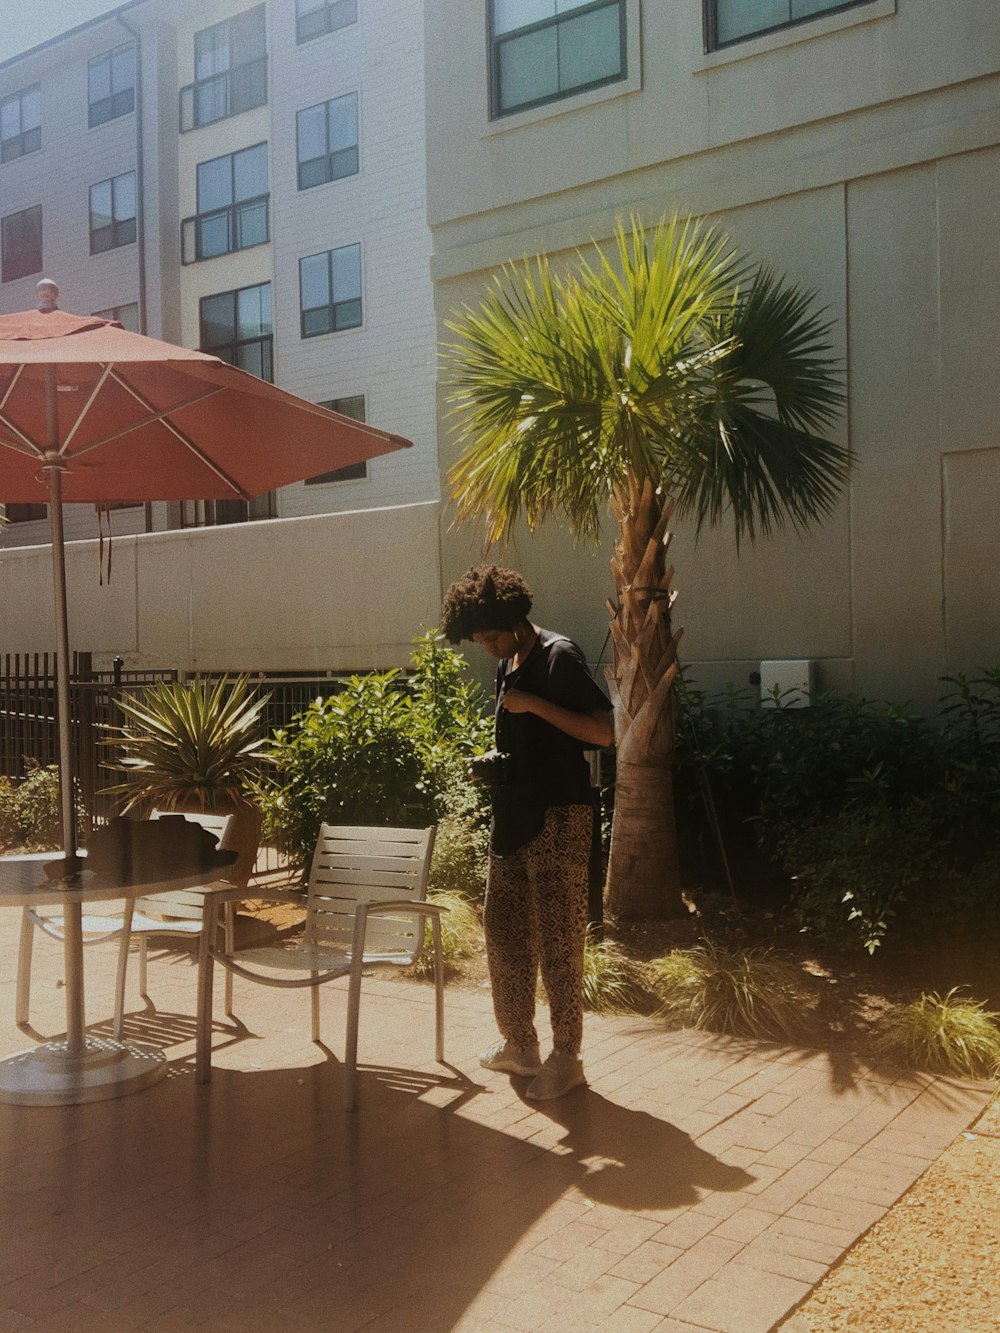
[469,749,512,786]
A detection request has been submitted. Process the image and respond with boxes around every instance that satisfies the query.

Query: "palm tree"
[444,215,849,919]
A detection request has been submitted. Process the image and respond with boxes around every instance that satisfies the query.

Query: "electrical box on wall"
[759,660,814,708]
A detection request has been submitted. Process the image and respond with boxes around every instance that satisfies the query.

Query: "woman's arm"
[501,688,614,747]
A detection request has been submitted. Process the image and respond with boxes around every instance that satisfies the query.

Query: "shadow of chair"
[15,810,239,1037]
[194,823,445,1111]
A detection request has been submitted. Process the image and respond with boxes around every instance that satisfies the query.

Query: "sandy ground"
[787,1094,1000,1332]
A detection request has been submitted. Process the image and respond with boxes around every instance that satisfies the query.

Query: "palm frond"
[444,214,848,549]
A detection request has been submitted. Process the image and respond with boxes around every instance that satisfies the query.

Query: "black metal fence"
[0,655,353,837]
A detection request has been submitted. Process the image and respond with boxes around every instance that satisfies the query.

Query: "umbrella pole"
[44,366,86,1054]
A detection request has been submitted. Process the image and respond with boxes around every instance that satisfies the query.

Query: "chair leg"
[432,915,445,1062]
[139,937,149,998]
[15,909,35,1028]
[112,904,135,1041]
[223,903,235,1018]
[311,975,321,1043]
[344,956,364,1113]
[195,900,216,1085]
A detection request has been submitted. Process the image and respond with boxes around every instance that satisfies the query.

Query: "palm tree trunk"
[604,474,685,918]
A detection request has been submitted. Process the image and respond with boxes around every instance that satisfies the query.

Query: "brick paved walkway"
[0,906,991,1331]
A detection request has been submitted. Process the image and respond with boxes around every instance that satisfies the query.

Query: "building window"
[0,84,41,162]
[296,94,358,191]
[1,205,42,283]
[93,302,140,331]
[299,244,362,337]
[182,143,268,263]
[706,0,874,48]
[4,504,47,523]
[88,45,135,127]
[200,281,273,381]
[306,395,368,483]
[89,172,137,254]
[181,4,267,131]
[490,0,625,118]
[296,0,358,44]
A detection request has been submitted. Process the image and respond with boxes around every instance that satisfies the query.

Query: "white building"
[2,0,999,701]
[425,0,1000,707]
[0,0,443,671]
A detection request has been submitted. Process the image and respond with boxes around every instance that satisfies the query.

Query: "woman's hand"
[499,687,535,715]
[500,688,614,747]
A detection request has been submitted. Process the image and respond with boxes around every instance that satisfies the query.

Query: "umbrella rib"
[0,367,43,454]
[60,364,114,451]
[66,370,250,501]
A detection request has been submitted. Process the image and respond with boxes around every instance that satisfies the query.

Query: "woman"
[441,565,613,1100]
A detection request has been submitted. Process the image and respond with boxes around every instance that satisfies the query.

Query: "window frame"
[88,44,136,128]
[199,281,274,382]
[488,0,627,120]
[296,93,359,191]
[305,395,368,484]
[295,0,359,44]
[89,171,137,255]
[298,243,363,339]
[93,302,140,332]
[180,4,268,132]
[704,0,877,51]
[183,142,269,263]
[0,83,41,163]
[1,204,43,283]
[4,503,47,523]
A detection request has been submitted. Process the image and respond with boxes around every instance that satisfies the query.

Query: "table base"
[0,1036,167,1106]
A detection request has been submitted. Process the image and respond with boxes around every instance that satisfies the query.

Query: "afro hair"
[440,565,533,643]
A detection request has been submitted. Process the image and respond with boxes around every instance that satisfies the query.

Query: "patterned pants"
[484,803,592,1056]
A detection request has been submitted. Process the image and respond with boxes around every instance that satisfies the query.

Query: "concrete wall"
[0,501,442,673]
[426,0,1000,708]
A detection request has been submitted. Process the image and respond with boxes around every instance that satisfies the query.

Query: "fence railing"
[0,658,354,848]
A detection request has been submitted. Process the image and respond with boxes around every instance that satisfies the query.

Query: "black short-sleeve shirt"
[490,627,612,855]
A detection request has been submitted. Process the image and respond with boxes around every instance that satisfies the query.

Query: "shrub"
[0,777,17,848]
[409,889,483,978]
[582,930,651,1013]
[778,801,941,954]
[261,633,493,865]
[673,671,1000,948]
[873,988,1000,1079]
[649,943,817,1040]
[261,672,435,862]
[11,761,62,849]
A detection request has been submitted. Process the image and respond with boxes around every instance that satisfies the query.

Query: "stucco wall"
[0,501,442,673]
[427,0,1000,709]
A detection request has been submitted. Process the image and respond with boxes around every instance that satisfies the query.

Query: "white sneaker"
[479,1039,542,1076]
[525,1051,586,1101]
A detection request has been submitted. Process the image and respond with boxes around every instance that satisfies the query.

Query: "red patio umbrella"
[0,281,411,1070]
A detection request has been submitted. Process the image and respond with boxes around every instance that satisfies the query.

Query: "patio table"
[0,852,227,1107]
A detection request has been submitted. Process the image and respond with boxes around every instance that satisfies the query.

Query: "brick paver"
[0,903,993,1331]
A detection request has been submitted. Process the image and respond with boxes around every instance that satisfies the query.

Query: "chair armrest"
[199,886,305,910]
[361,900,449,918]
[350,898,449,962]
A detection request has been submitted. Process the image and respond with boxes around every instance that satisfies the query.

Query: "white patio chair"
[110,810,242,1038]
[195,823,443,1111]
[15,810,238,1036]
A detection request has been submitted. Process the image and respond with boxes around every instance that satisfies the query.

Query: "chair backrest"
[133,810,236,918]
[304,824,436,963]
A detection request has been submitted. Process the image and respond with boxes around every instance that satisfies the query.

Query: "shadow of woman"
[520,1085,755,1212]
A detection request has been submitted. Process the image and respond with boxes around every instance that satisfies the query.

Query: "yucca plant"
[409,889,483,978]
[105,674,270,813]
[873,988,1000,1080]
[649,942,817,1040]
[582,929,651,1013]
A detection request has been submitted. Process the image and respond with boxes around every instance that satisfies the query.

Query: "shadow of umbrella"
[0,282,410,1101]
